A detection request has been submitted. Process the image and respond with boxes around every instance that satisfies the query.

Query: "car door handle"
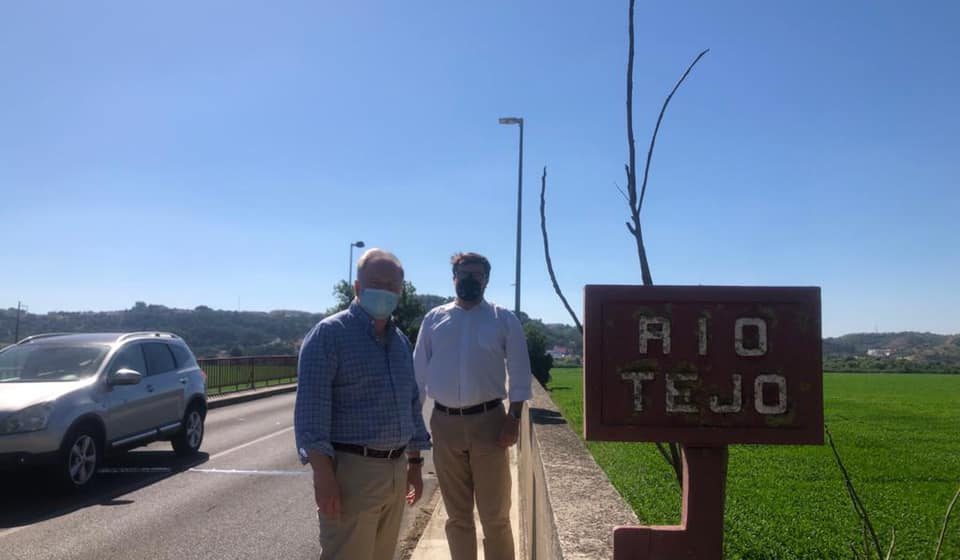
[146,385,155,392]
[179,378,187,384]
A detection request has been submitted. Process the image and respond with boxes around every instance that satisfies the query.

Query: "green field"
[548,368,960,560]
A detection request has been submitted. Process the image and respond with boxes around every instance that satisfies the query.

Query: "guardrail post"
[249,358,255,391]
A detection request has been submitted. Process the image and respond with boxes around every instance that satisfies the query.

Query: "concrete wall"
[518,381,639,560]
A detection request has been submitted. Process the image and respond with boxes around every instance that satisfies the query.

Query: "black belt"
[435,398,502,416]
[332,442,406,459]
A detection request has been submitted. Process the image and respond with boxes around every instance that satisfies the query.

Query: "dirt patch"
[395,490,442,560]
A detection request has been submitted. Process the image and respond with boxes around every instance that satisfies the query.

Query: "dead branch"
[934,483,960,560]
[539,167,583,334]
[623,0,708,287]
[826,425,885,559]
[637,48,709,214]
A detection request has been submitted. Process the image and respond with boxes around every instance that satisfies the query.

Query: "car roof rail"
[16,333,73,345]
[117,331,182,343]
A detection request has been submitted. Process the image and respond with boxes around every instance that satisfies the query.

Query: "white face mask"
[358,288,400,320]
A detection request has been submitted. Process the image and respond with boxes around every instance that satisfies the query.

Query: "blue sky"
[1,1,957,337]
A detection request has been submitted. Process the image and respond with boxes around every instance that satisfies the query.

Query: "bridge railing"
[197,355,298,396]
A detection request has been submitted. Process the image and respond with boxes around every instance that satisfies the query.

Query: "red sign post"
[584,286,823,559]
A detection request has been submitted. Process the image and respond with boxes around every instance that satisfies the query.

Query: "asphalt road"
[0,392,439,560]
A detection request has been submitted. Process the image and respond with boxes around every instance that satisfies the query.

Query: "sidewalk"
[409,445,522,560]
[206,382,298,409]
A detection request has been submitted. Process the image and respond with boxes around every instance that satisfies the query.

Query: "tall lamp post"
[348,241,365,288]
[14,301,23,343]
[499,116,524,315]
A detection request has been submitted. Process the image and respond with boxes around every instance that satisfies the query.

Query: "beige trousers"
[317,451,406,560]
[431,405,515,560]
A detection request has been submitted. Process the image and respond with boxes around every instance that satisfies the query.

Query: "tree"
[325,280,355,316]
[393,281,426,345]
[537,0,708,489]
[524,322,554,388]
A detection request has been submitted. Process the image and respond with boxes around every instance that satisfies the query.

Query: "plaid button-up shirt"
[295,302,431,462]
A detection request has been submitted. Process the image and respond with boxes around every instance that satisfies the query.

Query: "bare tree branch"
[883,529,895,560]
[826,425,885,559]
[935,483,960,560]
[653,443,683,484]
[624,0,653,286]
[539,167,583,334]
[637,48,710,214]
[625,0,637,216]
[615,183,630,206]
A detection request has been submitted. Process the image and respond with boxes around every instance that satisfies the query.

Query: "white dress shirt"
[413,300,533,408]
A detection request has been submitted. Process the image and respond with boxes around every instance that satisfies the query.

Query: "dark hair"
[451,252,491,277]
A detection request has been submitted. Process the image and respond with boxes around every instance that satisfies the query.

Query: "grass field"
[548,368,960,560]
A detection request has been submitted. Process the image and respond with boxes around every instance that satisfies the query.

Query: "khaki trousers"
[317,451,406,560]
[431,405,515,560]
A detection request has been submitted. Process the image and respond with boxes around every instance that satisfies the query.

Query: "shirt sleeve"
[408,371,432,451]
[294,323,336,463]
[504,310,534,402]
[412,312,433,407]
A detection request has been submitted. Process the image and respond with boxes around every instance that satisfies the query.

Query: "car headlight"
[0,403,54,435]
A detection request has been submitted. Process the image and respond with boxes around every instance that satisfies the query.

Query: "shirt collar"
[454,299,489,312]
[349,301,395,339]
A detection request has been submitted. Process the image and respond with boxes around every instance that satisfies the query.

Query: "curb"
[207,384,298,410]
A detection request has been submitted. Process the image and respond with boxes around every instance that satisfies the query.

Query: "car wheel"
[59,426,101,490]
[172,406,204,456]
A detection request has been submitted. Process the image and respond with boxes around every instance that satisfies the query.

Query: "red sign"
[584,285,823,445]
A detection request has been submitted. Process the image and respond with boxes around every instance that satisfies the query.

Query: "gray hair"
[356,248,404,284]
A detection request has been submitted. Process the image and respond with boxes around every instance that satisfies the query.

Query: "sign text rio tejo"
[584,285,823,560]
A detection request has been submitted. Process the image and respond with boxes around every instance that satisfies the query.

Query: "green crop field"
[548,368,960,560]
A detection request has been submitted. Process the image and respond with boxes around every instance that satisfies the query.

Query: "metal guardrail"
[198,355,298,396]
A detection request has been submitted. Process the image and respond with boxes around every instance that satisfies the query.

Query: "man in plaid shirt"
[295,248,431,560]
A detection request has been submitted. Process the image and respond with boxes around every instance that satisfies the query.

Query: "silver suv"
[0,332,207,489]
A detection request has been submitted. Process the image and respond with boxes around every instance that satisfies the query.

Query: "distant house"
[547,346,569,359]
[866,348,894,358]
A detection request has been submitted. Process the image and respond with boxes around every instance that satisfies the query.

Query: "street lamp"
[348,241,365,287]
[499,116,524,315]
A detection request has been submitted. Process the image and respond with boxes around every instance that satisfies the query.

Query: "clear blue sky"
[1,1,957,337]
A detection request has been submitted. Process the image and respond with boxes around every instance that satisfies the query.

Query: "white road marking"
[206,425,294,460]
[0,426,296,542]
[189,468,308,476]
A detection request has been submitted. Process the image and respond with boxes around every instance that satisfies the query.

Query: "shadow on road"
[0,449,209,529]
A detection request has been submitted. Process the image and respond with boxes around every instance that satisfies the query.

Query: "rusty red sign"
[584,285,823,445]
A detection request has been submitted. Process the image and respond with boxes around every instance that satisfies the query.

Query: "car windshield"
[0,343,109,383]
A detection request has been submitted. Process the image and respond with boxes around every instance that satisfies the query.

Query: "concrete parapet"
[518,382,639,560]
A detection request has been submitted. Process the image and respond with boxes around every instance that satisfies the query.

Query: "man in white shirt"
[413,252,533,560]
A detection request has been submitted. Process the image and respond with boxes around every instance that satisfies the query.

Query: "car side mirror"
[109,368,143,386]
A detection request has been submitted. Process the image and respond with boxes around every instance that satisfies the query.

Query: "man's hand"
[406,464,424,505]
[310,456,341,521]
[497,414,520,448]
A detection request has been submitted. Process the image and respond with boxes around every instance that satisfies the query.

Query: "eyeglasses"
[455,270,486,280]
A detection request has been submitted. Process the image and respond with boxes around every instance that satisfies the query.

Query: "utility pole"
[14,301,23,343]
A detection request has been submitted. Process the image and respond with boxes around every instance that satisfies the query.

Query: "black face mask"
[456,277,483,302]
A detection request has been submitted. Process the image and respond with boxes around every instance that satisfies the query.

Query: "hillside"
[3,303,956,372]
[0,302,323,357]
[823,332,960,373]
